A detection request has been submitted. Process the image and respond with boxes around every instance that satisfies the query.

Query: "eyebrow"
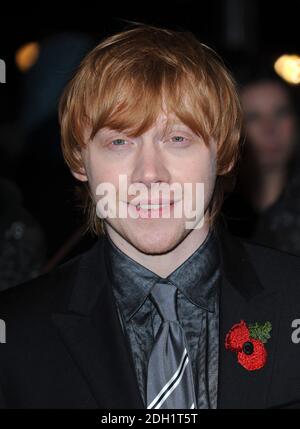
[94,122,195,140]
[95,128,128,139]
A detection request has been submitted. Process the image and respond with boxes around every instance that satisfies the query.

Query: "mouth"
[126,200,178,218]
[136,202,174,210]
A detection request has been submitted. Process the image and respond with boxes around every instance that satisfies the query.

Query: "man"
[0,25,300,409]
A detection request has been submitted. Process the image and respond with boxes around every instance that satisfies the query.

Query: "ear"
[71,167,88,182]
[219,159,235,176]
[70,147,89,182]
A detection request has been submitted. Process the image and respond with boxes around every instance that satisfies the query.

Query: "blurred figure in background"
[222,74,300,255]
[0,121,47,290]
[0,178,46,290]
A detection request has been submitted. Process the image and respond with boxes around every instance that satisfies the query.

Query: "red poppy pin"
[225,320,272,371]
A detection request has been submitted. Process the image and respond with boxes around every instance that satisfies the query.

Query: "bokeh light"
[15,42,40,72]
[274,54,300,85]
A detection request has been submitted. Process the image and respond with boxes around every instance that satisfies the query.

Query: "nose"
[131,139,170,188]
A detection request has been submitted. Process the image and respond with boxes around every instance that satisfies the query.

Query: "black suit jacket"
[0,225,300,409]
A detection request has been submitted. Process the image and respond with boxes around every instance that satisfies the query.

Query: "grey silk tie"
[146,282,197,409]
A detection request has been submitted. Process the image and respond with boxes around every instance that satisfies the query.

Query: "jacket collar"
[215,221,264,300]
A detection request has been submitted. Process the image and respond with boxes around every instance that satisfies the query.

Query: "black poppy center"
[242,341,254,355]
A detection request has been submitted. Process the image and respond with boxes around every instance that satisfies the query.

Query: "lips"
[137,202,174,210]
[128,200,175,208]
[126,199,177,218]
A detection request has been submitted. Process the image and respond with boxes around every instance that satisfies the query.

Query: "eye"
[245,112,260,124]
[171,136,185,142]
[111,138,127,146]
[168,135,191,145]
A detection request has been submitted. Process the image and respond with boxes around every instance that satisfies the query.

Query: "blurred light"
[274,54,300,85]
[15,42,40,72]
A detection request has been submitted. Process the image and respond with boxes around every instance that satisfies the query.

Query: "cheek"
[175,148,217,188]
[85,150,123,190]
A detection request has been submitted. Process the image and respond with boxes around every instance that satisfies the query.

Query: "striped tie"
[146,282,197,409]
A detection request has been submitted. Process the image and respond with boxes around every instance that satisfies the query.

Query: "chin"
[125,223,186,255]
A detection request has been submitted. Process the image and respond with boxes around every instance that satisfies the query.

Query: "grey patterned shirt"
[105,228,221,409]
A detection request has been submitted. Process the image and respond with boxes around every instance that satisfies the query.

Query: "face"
[74,112,218,255]
[241,81,297,170]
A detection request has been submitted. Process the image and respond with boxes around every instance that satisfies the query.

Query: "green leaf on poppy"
[248,321,272,343]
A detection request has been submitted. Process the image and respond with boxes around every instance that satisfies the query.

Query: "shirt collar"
[105,228,220,322]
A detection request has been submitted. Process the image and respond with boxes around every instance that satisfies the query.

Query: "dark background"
[1,0,299,123]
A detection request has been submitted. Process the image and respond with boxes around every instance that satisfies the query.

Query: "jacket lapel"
[52,236,144,409]
[216,225,282,409]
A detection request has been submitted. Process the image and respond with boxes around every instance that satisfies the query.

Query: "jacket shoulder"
[0,252,83,316]
[242,238,300,295]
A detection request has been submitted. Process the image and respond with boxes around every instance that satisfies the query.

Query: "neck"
[252,167,287,212]
[104,217,211,278]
